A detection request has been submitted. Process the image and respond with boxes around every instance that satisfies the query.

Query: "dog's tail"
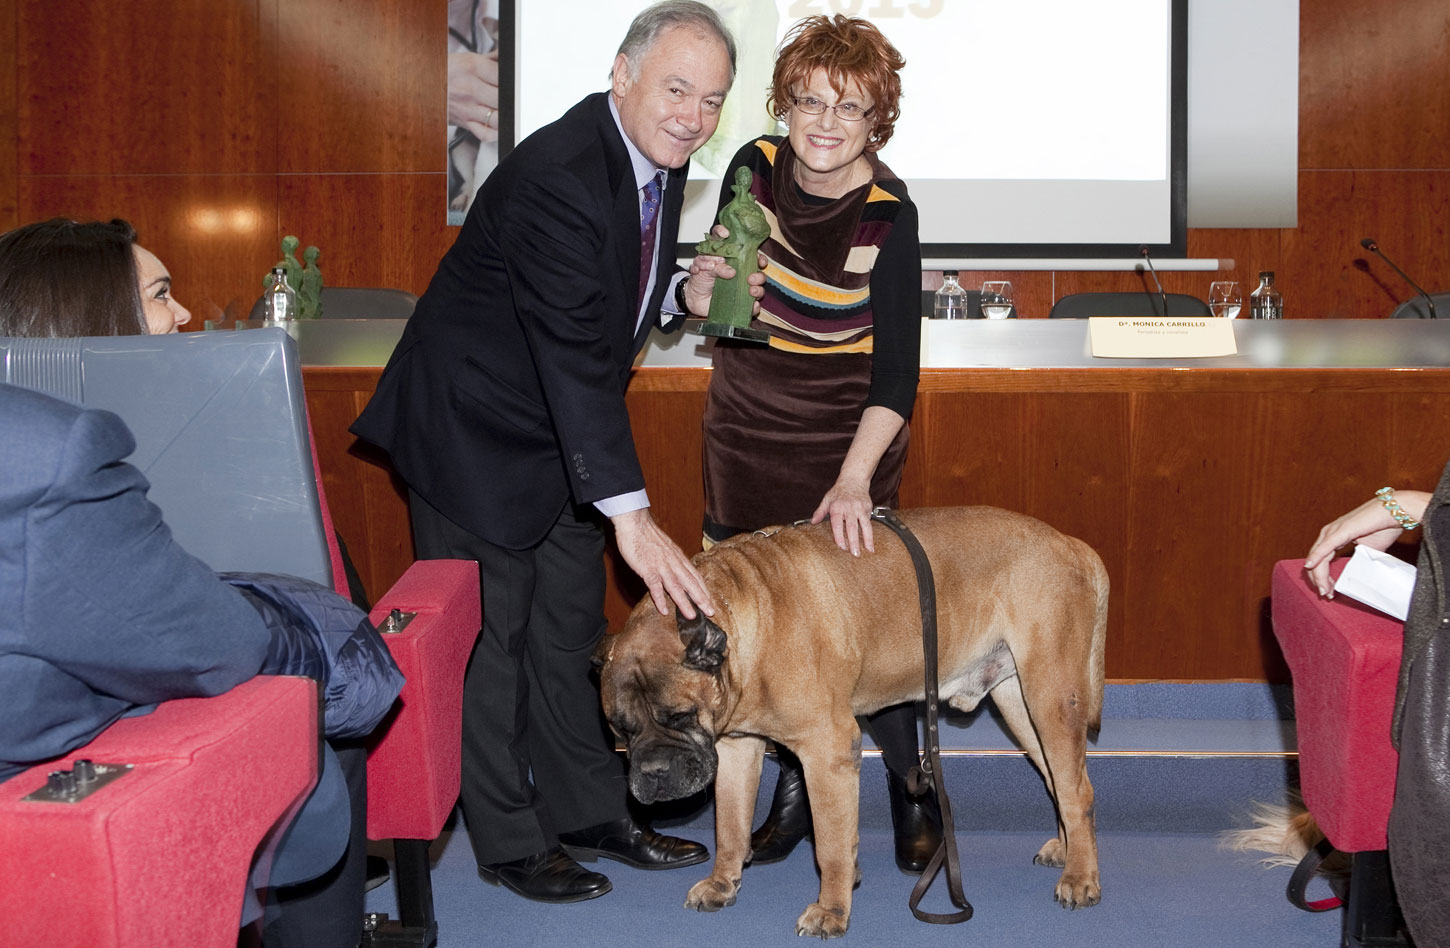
[1220,792,1348,875]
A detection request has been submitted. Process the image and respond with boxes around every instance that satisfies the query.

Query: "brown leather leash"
[870,507,973,925]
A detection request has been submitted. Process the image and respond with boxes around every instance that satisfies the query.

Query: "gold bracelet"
[1375,486,1421,530]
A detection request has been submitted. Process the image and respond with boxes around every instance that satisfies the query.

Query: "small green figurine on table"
[260,235,324,319]
[263,236,304,291]
[690,166,770,344]
[298,245,324,319]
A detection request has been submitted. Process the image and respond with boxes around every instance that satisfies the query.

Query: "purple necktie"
[638,171,664,303]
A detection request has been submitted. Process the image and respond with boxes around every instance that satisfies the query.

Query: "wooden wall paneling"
[0,1,17,231]
[19,173,279,324]
[1299,0,1450,170]
[1020,391,1131,658]
[17,0,274,176]
[1285,171,1450,319]
[1184,227,1283,312]
[626,384,709,548]
[1122,389,1281,679]
[603,384,711,633]
[896,388,933,506]
[1226,389,1391,681]
[909,387,1133,675]
[1234,386,1450,679]
[907,391,1028,510]
[297,364,1450,680]
[302,368,415,602]
[277,173,455,297]
[274,0,444,173]
[1114,377,1450,680]
[1387,392,1450,489]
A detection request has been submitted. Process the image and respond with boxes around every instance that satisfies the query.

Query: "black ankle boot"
[886,767,942,874]
[750,750,812,863]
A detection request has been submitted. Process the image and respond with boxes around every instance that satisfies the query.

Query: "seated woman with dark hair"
[0,217,191,336]
[0,216,394,948]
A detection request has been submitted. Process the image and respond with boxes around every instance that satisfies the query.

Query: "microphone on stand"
[1136,245,1169,317]
[1361,237,1437,319]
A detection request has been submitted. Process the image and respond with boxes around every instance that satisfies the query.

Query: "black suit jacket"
[352,93,687,549]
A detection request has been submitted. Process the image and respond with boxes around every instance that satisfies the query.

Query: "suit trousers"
[409,491,628,865]
[260,742,367,948]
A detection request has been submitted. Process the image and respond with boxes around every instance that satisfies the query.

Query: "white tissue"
[1333,545,1417,621]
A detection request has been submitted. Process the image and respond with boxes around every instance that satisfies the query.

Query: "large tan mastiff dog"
[597,506,1108,938]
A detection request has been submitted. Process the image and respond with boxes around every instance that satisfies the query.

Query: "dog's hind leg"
[992,668,1101,909]
[686,735,764,912]
[989,674,1064,860]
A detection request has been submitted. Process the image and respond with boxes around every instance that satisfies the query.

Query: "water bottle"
[934,271,968,319]
[1249,271,1283,320]
[263,267,297,324]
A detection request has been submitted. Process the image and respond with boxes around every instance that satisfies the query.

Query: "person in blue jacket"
[0,381,402,947]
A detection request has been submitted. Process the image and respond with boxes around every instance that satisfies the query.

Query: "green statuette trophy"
[260,235,324,319]
[298,245,323,319]
[689,167,771,344]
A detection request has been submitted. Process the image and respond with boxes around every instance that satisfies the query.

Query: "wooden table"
[298,319,1450,681]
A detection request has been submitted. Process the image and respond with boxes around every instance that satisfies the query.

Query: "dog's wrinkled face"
[598,609,729,804]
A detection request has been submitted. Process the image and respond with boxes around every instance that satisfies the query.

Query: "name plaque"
[1088,317,1237,359]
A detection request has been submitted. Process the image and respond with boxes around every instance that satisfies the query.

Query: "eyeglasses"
[791,96,874,123]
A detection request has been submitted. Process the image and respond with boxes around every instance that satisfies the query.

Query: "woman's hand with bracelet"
[1305,488,1431,597]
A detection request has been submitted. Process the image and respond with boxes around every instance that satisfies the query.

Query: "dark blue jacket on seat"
[225,572,403,740]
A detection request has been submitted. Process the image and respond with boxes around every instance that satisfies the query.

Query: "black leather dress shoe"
[886,768,942,874]
[558,816,708,870]
[750,751,812,863]
[477,846,612,903]
[364,854,390,892]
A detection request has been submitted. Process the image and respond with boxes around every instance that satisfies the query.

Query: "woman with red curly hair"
[696,15,931,873]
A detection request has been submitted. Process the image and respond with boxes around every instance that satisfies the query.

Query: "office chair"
[1049,292,1211,318]
[1271,559,1409,947]
[0,330,478,948]
[1387,293,1449,319]
[248,286,419,320]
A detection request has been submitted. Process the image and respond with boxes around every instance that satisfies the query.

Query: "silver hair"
[610,1,737,84]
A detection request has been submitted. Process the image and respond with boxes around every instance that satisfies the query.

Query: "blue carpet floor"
[367,684,1340,946]
[365,821,1341,947]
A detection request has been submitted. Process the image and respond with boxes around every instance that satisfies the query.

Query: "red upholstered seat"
[311,400,480,946]
[366,559,480,842]
[312,411,478,840]
[1271,558,1402,852]
[0,676,319,948]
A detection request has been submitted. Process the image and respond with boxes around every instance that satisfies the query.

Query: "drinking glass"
[1209,281,1242,319]
[980,281,1013,320]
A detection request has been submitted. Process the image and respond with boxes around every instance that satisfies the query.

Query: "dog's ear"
[591,632,617,671]
[676,611,727,674]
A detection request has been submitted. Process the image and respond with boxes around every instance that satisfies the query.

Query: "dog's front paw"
[795,902,849,939]
[685,875,739,912]
[1054,871,1102,909]
[1033,837,1066,868]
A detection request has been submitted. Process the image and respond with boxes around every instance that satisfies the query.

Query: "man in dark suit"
[352,1,757,904]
